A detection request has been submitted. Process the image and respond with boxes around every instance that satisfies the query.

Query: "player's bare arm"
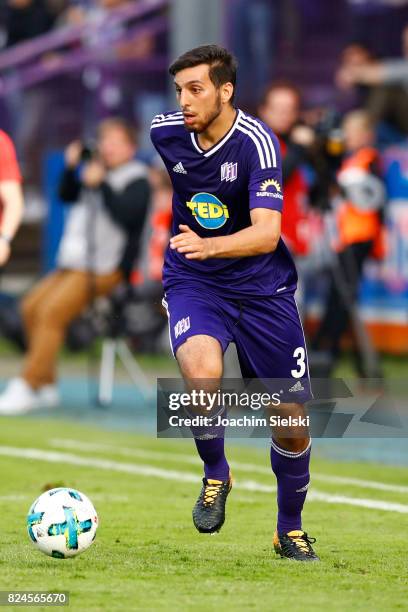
[170,209,281,260]
[0,180,24,265]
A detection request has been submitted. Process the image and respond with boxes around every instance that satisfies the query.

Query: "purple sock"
[191,405,229,481]
[194,437,230,481]
[270,438,311,534]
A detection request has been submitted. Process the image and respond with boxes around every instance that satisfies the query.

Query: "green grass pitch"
[0,417,407,611]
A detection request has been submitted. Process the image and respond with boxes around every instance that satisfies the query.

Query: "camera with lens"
[80,142,96,163]
[313,108,344,162]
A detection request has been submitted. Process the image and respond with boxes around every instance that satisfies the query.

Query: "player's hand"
[0,238,11,266]
[335,66,356,90]
[65,140,83,168]
[81,160,106,189]
[170,225,213,260]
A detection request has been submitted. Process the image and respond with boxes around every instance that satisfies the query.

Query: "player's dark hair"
[169,44,238,103]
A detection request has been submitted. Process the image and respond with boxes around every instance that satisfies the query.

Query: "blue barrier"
[42,152,66,273]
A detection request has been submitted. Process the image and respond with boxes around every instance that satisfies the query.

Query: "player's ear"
[221,82,234,105]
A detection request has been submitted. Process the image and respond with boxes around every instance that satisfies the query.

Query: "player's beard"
[188,93,223,134]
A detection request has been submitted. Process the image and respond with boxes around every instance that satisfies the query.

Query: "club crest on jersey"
[221,161,238,183]
[186,192,230,229]
[174,316,190,339]
[256,178,283,199]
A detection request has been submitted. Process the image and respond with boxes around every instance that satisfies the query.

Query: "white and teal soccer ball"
[27,488,98,558]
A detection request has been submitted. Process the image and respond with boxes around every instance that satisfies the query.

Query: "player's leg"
[269,423,317,561]
[177,335,232,533]
[163,289,234,533]
[234,293,318,560]
[176,335,229,481]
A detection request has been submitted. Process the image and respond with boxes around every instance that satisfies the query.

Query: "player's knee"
[180,359,222,380]
[176,336,223,380]
[275,437,310,454]
[178,350,223,379]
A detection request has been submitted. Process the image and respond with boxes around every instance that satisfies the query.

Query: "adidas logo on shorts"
[289,380,305,393]
[173,162,187,174]
[295,482,310,493]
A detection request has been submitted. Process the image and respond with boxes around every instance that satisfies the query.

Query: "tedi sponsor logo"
[186,192,230,229]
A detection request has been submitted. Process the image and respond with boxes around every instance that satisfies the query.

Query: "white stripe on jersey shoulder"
[151,111,184,129]
[239,117,272,168]
[238,113,277,168]
[241,113,277,167]
[151,121,184,129]
[237,123,267,169]
[151,111,183,124]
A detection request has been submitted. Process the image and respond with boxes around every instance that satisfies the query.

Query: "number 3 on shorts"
[291,347,306,378]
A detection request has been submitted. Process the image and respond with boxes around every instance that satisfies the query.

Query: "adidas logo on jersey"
[289,380,305,393]
[173,162,187,174]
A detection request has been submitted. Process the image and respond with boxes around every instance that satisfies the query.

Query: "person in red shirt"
[258,81,325,318]
[258,81,316,258]
[0,130,24,265]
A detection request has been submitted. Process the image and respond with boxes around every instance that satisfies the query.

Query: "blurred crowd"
[0,1,407,412]
[2,0,156,59]
[0,0,162,196]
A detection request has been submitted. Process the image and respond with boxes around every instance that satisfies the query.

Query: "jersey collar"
[190,108,242,157]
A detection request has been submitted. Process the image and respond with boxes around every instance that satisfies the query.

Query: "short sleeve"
[0,130,22,183]
[247,127,283,213]
[150,110,184,155]
[150,115,161,150]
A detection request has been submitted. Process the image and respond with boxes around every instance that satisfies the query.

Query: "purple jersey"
[150,108,297,298]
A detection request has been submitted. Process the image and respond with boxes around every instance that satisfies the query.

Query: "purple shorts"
[162,286,313,403]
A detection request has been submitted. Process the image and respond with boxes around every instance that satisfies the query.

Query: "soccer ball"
[27,488,98,558]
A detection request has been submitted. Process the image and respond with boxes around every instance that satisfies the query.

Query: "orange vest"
[130,209,172,285]
[336,147,385,258]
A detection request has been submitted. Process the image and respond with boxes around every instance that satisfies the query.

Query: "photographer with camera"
[0,117,150,415]
[311,110,385,377]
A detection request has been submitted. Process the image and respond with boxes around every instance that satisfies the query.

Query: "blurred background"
[0,0,407,462]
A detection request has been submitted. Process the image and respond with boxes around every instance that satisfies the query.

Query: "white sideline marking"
[308,473,408,495]
[0,494,27,501]
[0,493,131,503]
[50,438,408,495]
[1,445,408,514]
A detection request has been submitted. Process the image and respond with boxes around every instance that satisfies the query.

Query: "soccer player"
[151,45,318,562]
